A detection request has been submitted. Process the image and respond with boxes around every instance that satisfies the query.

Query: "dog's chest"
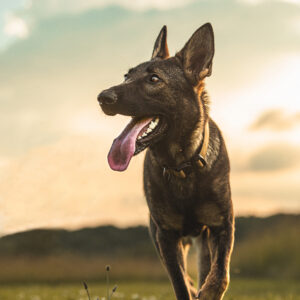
[167,174,197,199]
[146,174,224,234]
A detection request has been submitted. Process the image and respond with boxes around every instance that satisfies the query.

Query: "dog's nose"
[97,89,117,105]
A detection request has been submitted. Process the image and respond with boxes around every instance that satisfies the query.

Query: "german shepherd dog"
[98,23,234,300]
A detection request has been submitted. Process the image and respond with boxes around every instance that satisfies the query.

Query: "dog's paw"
[196,289,217,300]
[196,284,226,300]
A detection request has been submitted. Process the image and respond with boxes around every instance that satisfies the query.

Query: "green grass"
[0,279,299,300]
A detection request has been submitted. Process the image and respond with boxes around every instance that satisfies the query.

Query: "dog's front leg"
[197,220,234,300]
[157,228,193,300]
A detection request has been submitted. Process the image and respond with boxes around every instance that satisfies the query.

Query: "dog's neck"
[168,122,208,166]
[150,91,211,173]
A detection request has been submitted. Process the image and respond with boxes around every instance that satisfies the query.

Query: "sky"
[0,0,299,234]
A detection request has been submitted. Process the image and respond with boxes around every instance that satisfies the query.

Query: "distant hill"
[232,214,300,279]
[0,214,299,282]
[0,225,155,258]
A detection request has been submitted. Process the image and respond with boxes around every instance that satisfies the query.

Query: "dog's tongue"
[108,117,153,171]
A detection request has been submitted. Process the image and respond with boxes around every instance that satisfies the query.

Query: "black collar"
[162,121,210,179]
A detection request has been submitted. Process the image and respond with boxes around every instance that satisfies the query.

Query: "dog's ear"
[176,23,214,85]
[151,25,169,60]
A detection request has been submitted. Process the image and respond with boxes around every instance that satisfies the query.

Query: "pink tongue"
[108,117,153,171]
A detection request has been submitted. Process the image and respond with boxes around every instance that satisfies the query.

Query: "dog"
[97,23,234,300]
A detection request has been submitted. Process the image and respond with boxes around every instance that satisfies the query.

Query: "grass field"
[0,279,299,300]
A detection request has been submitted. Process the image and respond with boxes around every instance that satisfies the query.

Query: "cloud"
[250,109,300,131]
[3,13,29,38]
[231,167,300,216]
[237,0,264,5]
[247,143,300,171]
[282,0,300,4]
[20,0,300,19]
[0,135,147,234]
[238,0,300,4]
[21,0,197,20]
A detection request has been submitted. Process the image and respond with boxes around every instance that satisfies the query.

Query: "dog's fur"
[98,23,234,300]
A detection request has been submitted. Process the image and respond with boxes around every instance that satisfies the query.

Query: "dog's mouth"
[108,116,167,171]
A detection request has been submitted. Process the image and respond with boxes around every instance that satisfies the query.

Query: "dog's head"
[98,23,214,171]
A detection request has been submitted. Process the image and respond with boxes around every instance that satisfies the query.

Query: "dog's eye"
[150,74,160,83]
[124,74,129,81]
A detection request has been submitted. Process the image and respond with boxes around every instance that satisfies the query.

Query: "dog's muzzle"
[97,89,117,105]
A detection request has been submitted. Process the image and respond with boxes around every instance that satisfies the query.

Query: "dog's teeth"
[137,118,160,141]
[149,122,157,129]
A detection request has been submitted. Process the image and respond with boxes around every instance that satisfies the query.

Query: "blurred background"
[0,0,299,299]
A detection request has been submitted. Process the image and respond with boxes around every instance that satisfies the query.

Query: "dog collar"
[163,121,210,179]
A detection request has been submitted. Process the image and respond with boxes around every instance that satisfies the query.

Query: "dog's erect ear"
[176,23,214,85]
[151,25,169,60]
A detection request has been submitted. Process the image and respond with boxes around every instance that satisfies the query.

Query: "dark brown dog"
[98,23,234,300]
